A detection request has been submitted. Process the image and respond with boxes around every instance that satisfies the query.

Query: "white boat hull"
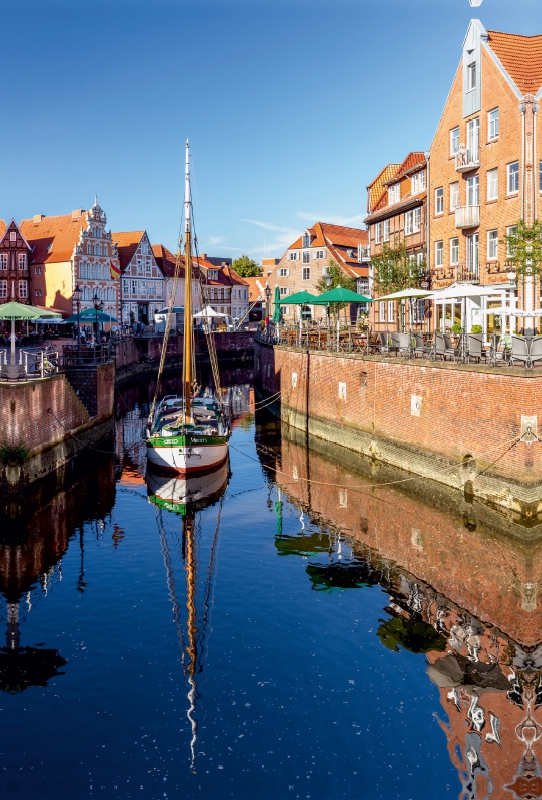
[146,440,229,474]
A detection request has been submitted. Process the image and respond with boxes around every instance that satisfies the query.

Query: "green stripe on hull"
[147,435,229,448]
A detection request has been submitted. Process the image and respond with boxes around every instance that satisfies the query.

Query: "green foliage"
[377,616,447,654]
[0,441,29,464]
[315,259,356,314]
[471,324,483,333]
[371,242,425,295]
[231,254,262,278]
[451,323,462,334]
[502,220,542,276]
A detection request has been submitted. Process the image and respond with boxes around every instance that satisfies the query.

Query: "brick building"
[428,21,542,334]
[114,230,165,324]
[0,220,32,305]
[365,154,429,331]
[20,199,120,321]
[265,223,369,322]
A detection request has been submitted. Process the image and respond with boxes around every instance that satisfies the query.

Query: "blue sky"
[1,0,538,259]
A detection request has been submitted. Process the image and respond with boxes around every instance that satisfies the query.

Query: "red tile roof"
[243,276,266,302]
[286,222,368,279]
[486,30,542,95]
[112,231,145,272]
[20,212,88,264]
[152,244,184,279]
[367,152,427,216]
[0,221,6,239]
[367,165,400,213]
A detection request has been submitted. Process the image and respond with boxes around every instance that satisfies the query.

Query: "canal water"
[1,369,539,799]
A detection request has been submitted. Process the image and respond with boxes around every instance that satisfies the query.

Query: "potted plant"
[471,324,482,333]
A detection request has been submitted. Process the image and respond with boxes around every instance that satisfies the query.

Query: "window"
[94,244,102,256]
[0,280,6,298]
[435,187,444,215]
[0,254,6,270]
[18,280,27,299]
[146,262,151,275]
[450,127,460,155]
[387,301,395,323]
[506,225,518,257]
[413,207,421,232]
[375,222,381,244]
[9,231,16,242]
[383,219,390,242]
[435,240,444,268]
[467,62,476,91]
[141,242,149,254]
[282,306,290,315]
[487,168,498,201]
[379,301,385,322]
[467,175,479,206]
[302,267,310,281]
[467,117,479,161]
[34,266,42,275]
[287,252,298,261]
[405,211,413,236]
[278,267,289,277]
[279,286,290,296]
[35,289,42,297]
[79,262,90,279]
[302,232,311,248]
[123,278,129,295]
[450,237,459,266]
[507,161,519,194]
[411,171,426,194]
[487,229,498,260]
[314,249,325,259]
[87,244,91,255]
[83,287,92,301]
[388,184,400,204]
[488,108,499,140]
[18,253,26,270]
[302,251,310,264]
[450,182,459,211]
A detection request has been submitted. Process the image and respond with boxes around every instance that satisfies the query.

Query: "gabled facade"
[266,223,369,321]
[365,153,429,331]
[428,20,542,333]
[114,230,165,324]
[20,199,120,319]
[0,219,32,305]
[197,256,249,321]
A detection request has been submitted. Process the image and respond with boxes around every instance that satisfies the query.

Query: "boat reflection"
[147,459,229,770]
[263,420,542,799]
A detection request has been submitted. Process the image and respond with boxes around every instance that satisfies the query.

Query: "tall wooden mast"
[183,140,193,424]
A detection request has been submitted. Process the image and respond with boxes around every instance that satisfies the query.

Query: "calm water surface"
[1,371,537,799]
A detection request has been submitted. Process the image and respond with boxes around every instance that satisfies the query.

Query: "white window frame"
[435,240,444,268]
[450,182,459,211]
[302,232,311,248]
[375,223,381,244]
[506,225,517,257]
[388,184,400,205]
[279,286,290,296]
[435,187,444,215]
[487,168,498,201]
[18,253,27,270]
[302,251,310,264]
[467,62,476,91]
[405,211,413,236]
[18,280,28,299]
[450,237,459,266]
[487,229,498,260]
[387,301,395,323]
[467,175,479,206]
[0,254,7,270]
[413,207,421,232]
[383,219,390,242]
[9,231,16,243]
[314,249,325,260]
[450,127,460,155]
[488,108,499,141]
[507,161,519,195]
[302,266,310,281]
[278,267,289,277]
[379,301,385,322]
[287,252,298,261]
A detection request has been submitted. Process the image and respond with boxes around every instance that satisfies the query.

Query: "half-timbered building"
[0,219,32,305]
[114,230,165,324]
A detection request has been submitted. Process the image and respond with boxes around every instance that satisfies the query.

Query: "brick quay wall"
[254,341,542,513]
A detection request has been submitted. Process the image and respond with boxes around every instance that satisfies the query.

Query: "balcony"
[455,146,480,173]
[455,263,480,284]
[455,205,480,229]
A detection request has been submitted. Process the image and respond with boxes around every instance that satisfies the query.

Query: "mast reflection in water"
[5,370,542,798]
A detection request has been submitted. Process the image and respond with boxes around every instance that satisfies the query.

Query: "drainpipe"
[520,102,527,318]
[425,152,431,332]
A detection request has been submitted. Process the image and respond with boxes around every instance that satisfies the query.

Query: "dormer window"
[411,171,426,194]
[302,231,311,248]
[388,184,400,205]
[467,62,476,91]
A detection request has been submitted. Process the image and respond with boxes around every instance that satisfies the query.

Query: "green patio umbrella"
[64,308,119,323]
[272,285,282,323]
[0,301,61,363]
[277,290,317,305]
[311,287,372,304]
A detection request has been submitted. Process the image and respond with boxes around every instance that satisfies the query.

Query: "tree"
[371,241,425,295]
[502,220,542,276]
[231,254,262,278]
[315,258,357,321]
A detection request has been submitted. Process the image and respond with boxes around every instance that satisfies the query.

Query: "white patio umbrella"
[193,305,228,318]
[376,288,433,301]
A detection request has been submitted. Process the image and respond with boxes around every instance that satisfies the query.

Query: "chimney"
[200,253,207,259]
[33,214,45,224]
[71,209,84,220]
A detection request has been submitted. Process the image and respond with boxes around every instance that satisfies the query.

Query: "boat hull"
[146,434,229,474]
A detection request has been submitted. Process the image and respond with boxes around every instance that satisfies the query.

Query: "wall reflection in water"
[257,417,542,800]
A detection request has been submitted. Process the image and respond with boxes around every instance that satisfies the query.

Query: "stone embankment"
[254,338,542,514]
[0,331,254,492]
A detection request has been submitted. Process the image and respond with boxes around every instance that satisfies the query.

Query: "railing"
[62,344,113,366]
[20,349,60,377]
[0,350,6,366]
[454,146,480,172]
[455,263,480,283]
[455,205,480,228]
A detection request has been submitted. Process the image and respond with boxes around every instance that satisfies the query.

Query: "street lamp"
[73,284,82,359]
[324,274,332,328]
[265,284,271,324]
[93,293,103,341]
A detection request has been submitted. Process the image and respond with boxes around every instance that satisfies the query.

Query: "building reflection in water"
[0,456,116,694]
[146,460,230,771]
[257,415,542,800]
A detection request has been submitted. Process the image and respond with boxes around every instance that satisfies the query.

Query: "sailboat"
[146,141,231,473]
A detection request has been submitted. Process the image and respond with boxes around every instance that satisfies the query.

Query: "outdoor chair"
[487,334,508,367]
[379,332,390,355]
[509,336,531,369]
[413,333,431,359]
[389,332,411,357]
[467,333,485,364]
[530,337,542,369]
[432,333,457,362]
